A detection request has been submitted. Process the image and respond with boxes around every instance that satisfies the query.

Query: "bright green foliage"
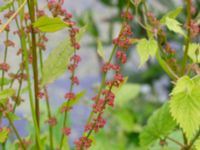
[164,17,185,36]
[0,77,11,86]
[187,43,200,63]
[170,76,200,140]
[160,7,183,23]
[195,138,200,150]
[136,38,158,67]
[41,27,86,86]
[0,128,10,143]
[114,109,135,132]
[115,83,140,107]
[97,39,106,61]
[0,0,13,12]
[33,16,68,32]
[140,102,176,147]
[0,88,15,100]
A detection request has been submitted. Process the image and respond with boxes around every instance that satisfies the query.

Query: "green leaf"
[33,16,68,32]
[164,17,185,36]
[0,128,9,143]
[136,38,158,67]
[0,0,13,13]
[97,39,106,61]
[41,27,86,86]
[0,88,15,100]
[115,83,140,107]
[140,102,176,147]
[170,76,200,140]
[160,7,183,23]
[7,112,20,121]
[0,78,11,86]
[187,43,200,63]
[195,138,200,150]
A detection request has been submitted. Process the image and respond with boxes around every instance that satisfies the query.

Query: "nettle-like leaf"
[33,16,68,32]
[0,88,15,100]
[140,102,176,147]
[170,76,200,140]
[97,39,106,61]
[187,43,200,63]
[160,7,183,23]
[164,17,186,36]
[0,0,13,13]
[41,26,86,86]
[136,38,158,67]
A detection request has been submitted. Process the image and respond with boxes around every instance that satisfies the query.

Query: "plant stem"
[6,114,26,150]
[187,129,200,149]
[166,137,185,148]
[0,0,27,33]
[27,0,40,130]
[1,31,9,91]
[38,45,54,149]
[181,0,192,75]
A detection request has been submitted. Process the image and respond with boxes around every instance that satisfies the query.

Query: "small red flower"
[46,117,57,126]
[64,92,75,100]
[0,63,10,72]
[62,127,71,136]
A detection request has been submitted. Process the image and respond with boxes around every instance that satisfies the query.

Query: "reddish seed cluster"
[113,23,133,49]
[189,20,199,38]
[62,127,71,136]
[46,117,57,126]
[74,136,93,150]
[47,0,73,22]
[75,11,134,150]
[0,63,10,72]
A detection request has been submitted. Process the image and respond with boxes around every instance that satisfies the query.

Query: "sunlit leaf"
[97,39,106,61]
[0,0,13,12]
[0,128,10,143]
[187,43,200,63]
[170,76,200,139]
[0,88,15,100]
[140,102,176,147]
[136,38,158,67]
[164,17,185,36]
[160,7,183,23]
[34,16,68,32]
[41,26,86,86]
[0,77,11,86]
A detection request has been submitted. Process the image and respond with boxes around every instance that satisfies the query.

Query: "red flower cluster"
[74,136,92,150]
[75,10,134,150]
[0,63,10,72]
[62,127,71,136]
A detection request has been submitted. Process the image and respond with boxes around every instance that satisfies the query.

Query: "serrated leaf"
[0,0,13,12]
[97,39,106,61]
[164,17,186,36]
[0,77,11,86]
[136,38,158,67]
[115,83,140,106]
[140,102,176,147]
[0,88,15,100]
[187,43,200,63]
[33,16,68,32]
[160,7,183,23]
[0,128,10,143]
[170,76,200,140]
[41,27,86,86]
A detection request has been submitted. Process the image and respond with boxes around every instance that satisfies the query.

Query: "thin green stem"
[181,0,192,75]
[27,0,40,130]
[1,31,9,91]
